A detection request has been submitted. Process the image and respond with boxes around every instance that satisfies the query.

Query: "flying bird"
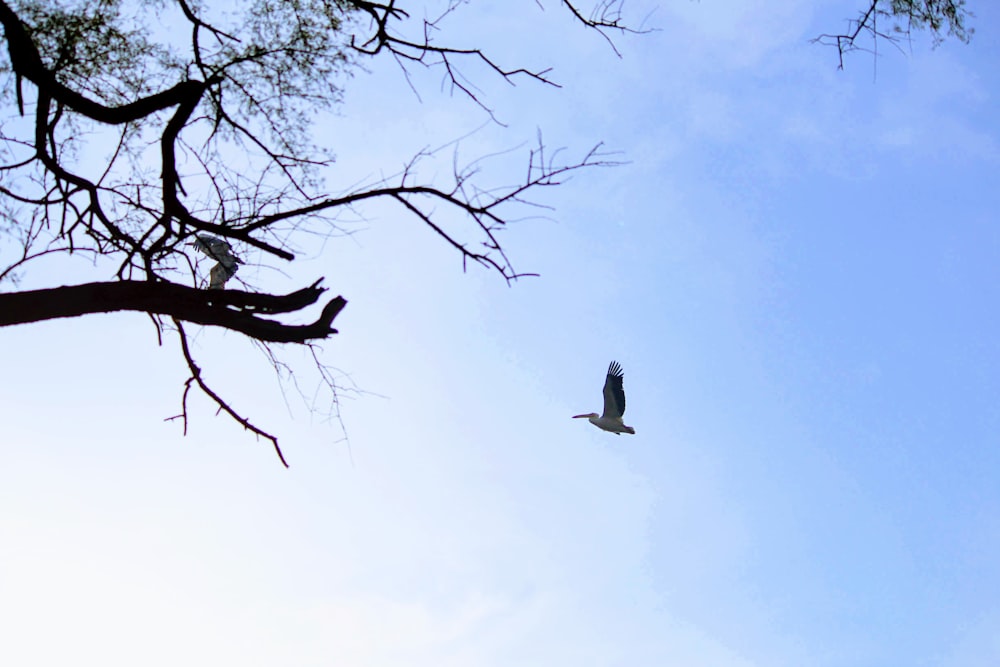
[189,234,243,289]
[573,361,636,435]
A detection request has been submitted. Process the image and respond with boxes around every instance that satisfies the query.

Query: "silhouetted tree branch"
[0,279,346,342]
[816,0,973,69]
[0,0,632,463]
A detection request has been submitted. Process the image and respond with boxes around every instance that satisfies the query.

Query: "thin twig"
[171,318,290,467]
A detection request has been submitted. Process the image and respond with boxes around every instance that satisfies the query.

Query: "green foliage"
[13,0,177,100]
[4,0,359,163]
[816,0,974,68]
[884,0,973,44]
[209,0,359,158]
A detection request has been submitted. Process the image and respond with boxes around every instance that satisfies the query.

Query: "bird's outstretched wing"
[191,234,243,289]
[601,361,626,419]
[193,235,242,267]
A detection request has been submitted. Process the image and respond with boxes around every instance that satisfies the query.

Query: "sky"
[3,0,1000,665]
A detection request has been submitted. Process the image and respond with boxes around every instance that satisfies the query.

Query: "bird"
[188,234,242,289]
[573,361,636,435]
[207,261,238,290]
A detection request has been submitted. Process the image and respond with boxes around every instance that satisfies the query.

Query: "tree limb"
[0,0,208,125]
[0,280,347,343]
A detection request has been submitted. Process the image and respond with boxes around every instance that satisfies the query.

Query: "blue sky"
[3,1,1000,665]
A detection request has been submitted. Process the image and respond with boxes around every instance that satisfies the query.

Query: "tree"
[817,0,973,68]
[0,0,631,465]
[0,0,976,465]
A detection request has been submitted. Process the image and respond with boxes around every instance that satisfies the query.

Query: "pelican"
[188,234,243,289]
[573,361,636,435]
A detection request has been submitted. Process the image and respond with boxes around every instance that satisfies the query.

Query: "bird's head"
[572,413,599,420]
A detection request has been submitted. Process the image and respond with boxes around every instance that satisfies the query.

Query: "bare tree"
[816,0,973,68]
[0,0,634,464]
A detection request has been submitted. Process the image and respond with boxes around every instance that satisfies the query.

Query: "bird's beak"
[572,414,590,419]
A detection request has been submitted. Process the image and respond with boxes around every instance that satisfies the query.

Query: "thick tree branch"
[0,280,347,343]
[0,0,205,125]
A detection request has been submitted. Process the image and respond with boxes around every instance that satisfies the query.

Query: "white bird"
[188,234,242,289]
[573,361,636,435]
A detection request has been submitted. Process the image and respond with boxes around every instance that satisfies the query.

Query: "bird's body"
[189,234,243,289]
[208,261,239,290]
[574,361,635,435]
